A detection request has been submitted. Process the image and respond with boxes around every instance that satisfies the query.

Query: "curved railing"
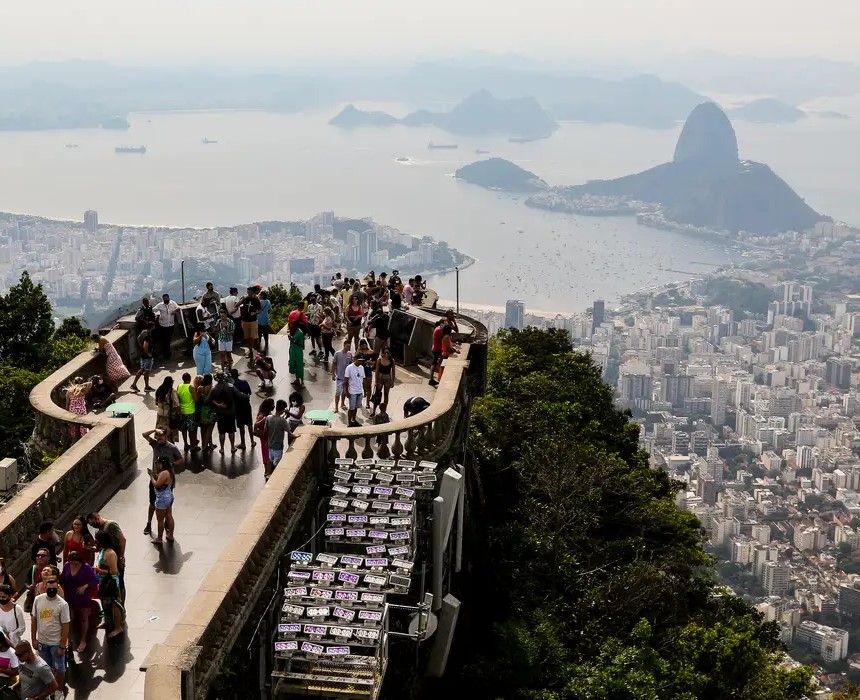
[1,330,138,581]
[142,348,474,700]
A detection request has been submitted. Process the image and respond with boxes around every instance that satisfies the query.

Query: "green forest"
[439,328,812,700]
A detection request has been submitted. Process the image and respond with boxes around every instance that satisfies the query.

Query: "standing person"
[85,514,126,603]
[254,398,275,474]
[200,282,221,312]
[289,322,305,388]
[374,347,396,413]
[413,274,427,306]
[14,640,59,698]
[142,429,184,536]
[64,377,91,440]
[152,293,180,361]
[438,324,459,381]
[319,307,336,362]
[331,340,353,412]
[428,320,445,387]
[369,306,390,353]
[345,295,363,352]
[149,457,176,544]
[402,279,414,306]
[95,335,131,386]
[257,289,273,354]
[210,373,239,454]
[192,326,213,376]
[30,575,70,691]
[355,339,375,409]
[229,368,255,450]
[155,377,181,444]
[305,294,322,358]
[0,560,15,598]
[130,323,154,392]
[93,531,124,639]
[444,309,460,334]
[176,373,199,452]
[224,287,243,349]
[59,551,98,653]
[31,524,60,567]
[196,374,217,452]
[63,516,95,567]
[216,308,235,372]
[134,296,157,334]
[239,287,262,359]
[194,298,214,331]
[264,400,290,478]
[390,282,402,311]
[344,355,366,428]
[0,631,18,694]
[0,585,25,646]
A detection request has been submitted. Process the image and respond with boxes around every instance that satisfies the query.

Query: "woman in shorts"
[216,308,235,372]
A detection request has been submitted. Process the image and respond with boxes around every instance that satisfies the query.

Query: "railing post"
[392,431,404,458]
[345,438,358,460]
[377,433,391,459]
[405,428,417,456]
[362,434,374,459]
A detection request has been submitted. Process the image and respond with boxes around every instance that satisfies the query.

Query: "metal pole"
[181,260,186,304]
[455,266,459,314]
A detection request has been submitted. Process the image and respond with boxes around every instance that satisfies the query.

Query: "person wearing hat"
[13,640,58,699]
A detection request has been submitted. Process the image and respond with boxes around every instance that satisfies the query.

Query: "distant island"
[330,90,558,140]
[525,102,829,236]
[726,98,807,124]
[454,158,548,192]
[100,116,131,130]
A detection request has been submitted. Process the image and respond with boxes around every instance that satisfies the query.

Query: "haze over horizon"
[2,0,860,66]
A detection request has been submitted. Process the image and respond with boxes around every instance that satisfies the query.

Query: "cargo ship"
[115,146,147,154]
[202,137,218,144]
[428,142,458,150]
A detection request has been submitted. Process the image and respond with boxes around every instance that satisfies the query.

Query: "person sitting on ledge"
[88,375,116,410]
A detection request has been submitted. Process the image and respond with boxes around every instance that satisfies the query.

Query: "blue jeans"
[39,642,66,673]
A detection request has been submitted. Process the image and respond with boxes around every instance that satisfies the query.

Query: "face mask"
[46,587,58,598]
[0,598,9,605]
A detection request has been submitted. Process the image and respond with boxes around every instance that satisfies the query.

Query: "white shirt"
[0,647,18,673]
[224,295,240,319]
[345,363,365,395]
[153,300,179,327]
[402,284,414,304]
[0,603,25,645]
[31,593,70,645]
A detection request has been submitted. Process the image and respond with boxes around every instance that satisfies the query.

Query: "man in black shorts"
[210,372,242,454]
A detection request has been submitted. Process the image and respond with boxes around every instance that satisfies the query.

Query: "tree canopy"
[0,272,88,459]
[441,328,811,700]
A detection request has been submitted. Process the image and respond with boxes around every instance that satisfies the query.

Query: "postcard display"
[273,458,437,698]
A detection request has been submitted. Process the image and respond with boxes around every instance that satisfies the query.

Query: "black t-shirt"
[371,313,390,340]
[239,296,262,323]
[404,396,430,416]
[210,384,238,415]
[390,292,401,310]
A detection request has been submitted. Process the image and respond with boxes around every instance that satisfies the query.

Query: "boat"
[475,148,490,154]
[202,137,218,144]
[428,142,458,150]
[65,144,78,148]
[508,136,539,144]
[395,157,410,162]
[115,146,146,154]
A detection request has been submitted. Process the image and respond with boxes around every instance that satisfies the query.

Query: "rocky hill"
[565,102,827,234]
[455,158,548,192]
[329,90,558,140]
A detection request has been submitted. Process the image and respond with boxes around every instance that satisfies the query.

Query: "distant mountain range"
[330,90,559,139]
[564,102,828,234]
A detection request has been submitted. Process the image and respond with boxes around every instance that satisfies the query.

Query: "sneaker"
[143,524,152,535]
[428,379,438,387]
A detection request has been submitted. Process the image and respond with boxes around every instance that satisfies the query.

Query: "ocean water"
[0,101,856,313]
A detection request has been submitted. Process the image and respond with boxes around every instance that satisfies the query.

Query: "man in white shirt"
[30,576,70,692]
[344,355,366,428]
[223,287,243,347]
[152,293,180,360]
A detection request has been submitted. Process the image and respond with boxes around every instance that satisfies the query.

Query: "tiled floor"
[29,335,437,699]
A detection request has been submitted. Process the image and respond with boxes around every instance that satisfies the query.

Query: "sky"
[1,0,859,66]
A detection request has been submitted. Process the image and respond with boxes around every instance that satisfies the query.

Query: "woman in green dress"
[196,373,217,452]
[289,322,305,388]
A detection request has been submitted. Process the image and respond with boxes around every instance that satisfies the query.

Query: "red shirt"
[432,325,443,352]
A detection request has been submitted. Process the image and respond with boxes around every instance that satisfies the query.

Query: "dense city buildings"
[0,209,468,323]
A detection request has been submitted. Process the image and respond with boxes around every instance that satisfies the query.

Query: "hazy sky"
[2,0,859,65]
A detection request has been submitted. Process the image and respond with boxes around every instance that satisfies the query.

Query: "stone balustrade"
[142,350,474,700]
[1,330,138,581]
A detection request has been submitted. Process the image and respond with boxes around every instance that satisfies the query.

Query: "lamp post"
[180,260,186,304]
[455,266,459,314]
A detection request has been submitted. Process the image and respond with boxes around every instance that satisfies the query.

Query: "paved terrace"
[17,332,437,700]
